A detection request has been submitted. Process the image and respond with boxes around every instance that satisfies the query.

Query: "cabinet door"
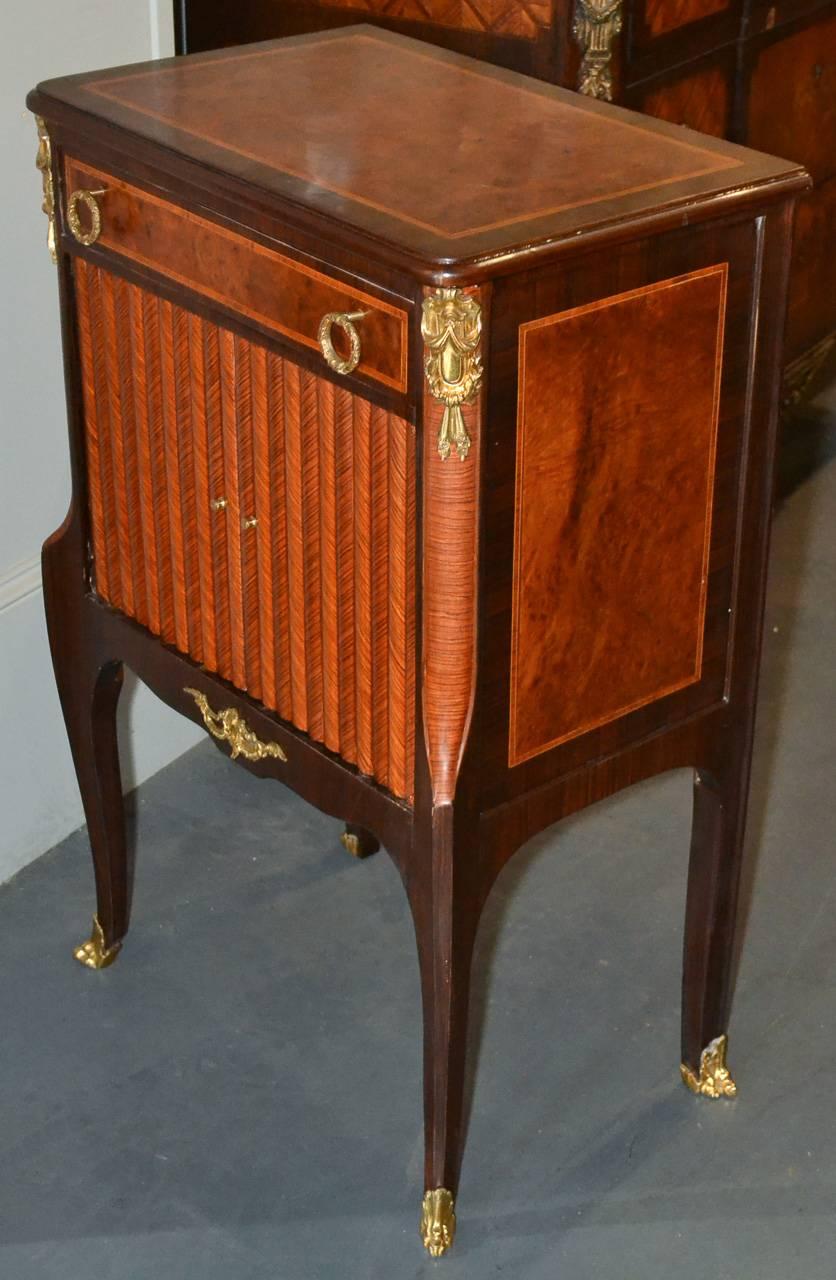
[73,260,417,801]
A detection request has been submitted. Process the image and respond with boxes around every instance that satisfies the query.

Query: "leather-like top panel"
[32,28,803,265]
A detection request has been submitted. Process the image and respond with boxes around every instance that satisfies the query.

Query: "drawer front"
[630,57,733,137]
[74,258,416,801]
[301,0,554,40]
[746,13,836,184]
[627,0,741,64]
[640,0,732,38]
[63,159,409,393]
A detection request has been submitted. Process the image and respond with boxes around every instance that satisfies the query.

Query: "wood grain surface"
[509,264,727,766]
[746,13,836,187]
[643,0,729,37]
[638,64,730,137]
[64,158,408,392]
[29,26,804,271]
[316,0,553,39]
[421,287,483,806]
[75,259,416,800]
[81,34,738,241]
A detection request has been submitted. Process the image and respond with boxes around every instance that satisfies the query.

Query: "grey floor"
[2,390,835,1280]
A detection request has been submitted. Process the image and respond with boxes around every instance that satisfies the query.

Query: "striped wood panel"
[74,259,416,800]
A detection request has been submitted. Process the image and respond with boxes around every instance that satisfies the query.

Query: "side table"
[28,28,807,1255]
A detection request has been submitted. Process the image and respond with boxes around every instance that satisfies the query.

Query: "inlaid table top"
[33,26,803,266]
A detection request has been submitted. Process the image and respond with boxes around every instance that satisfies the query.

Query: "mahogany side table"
[28,28,807,1256]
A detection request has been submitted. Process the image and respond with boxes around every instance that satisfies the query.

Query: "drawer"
[62,158,409,392]
[637,0,736,39]
[745,11,836,184]
[746,0,836,38]
[627,52,734,137]
[626,0,741,67]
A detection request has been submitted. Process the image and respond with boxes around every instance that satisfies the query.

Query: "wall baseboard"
[0,553,41,615]
[0,562,202,885]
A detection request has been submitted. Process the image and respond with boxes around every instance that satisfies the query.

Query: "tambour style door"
[72,258,417,803]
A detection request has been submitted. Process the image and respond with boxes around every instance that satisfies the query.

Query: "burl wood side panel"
[422,288,483,806]
[64,159,408,393]
[509,265,727,767]
[643,0,730,37]
[638,65,730,137]
[315,0,553,39]
[75,259,416,800]
[746,13,836,186]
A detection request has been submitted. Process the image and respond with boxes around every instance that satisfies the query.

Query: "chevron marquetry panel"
[74,259,416,801]
[318,0,552,40]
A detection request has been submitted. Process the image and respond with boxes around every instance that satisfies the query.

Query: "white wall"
[0,0,202,884]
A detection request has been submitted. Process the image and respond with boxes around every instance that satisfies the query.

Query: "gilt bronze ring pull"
[318,310,368,375]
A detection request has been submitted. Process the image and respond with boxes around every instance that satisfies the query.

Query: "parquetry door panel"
[509,264,727,767]
[74,259,416,800]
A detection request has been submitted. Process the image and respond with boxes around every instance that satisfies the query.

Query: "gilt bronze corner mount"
[422,288,483,462]
[35,116,57,264]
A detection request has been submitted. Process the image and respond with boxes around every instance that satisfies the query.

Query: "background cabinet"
[174,0,836,399]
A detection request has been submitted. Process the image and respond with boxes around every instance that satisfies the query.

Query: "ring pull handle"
[318,310,368,376]
[67,187,107,246]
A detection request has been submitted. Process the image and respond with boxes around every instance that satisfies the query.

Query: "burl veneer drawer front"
[510,264,727,767]
[74,258,416,800]
[63,159,409,392]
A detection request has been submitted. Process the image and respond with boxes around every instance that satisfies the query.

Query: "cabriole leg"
[43,536,132,969]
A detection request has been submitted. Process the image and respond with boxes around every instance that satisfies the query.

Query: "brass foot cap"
[340,830,377,859]
[681,1034,737,1099]
[421,1188,456,1258]
[73,916,122,970]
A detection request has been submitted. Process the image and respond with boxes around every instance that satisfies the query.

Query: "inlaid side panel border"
[509,263,728,768]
